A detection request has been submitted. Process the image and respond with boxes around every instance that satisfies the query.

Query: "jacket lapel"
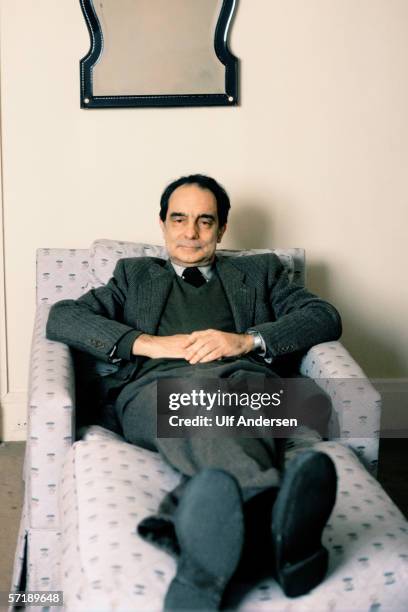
[134,260,174,334]
[215,257,256,333]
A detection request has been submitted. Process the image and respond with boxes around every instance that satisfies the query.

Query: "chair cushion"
[60,426,408,611]
[89,238,304,286]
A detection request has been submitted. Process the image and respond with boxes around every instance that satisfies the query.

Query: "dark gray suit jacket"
[46,253,342,395]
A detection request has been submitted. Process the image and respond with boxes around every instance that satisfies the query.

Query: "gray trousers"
[116,360,284,491]
[113,359,330,563]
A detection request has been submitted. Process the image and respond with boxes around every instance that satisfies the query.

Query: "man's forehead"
[167,185,218,216]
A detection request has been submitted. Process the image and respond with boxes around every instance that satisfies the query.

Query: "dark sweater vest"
[137,273,236,377]
[158,273,235,335]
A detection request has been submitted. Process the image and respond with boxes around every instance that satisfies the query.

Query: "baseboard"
[0,391,28,441]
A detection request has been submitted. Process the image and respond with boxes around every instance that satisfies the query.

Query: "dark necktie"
[182,266,206,288]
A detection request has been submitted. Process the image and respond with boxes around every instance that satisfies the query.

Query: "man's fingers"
[181,335,196,349]
[187,346,212,363]
[184,337,212,359]
[187,341,216,364]
[188,330,220,347]
[195,349,222,363]
[183,331,239,363]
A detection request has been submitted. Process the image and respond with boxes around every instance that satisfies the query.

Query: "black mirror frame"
[79,0,239,109]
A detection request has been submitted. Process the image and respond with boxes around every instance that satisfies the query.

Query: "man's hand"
[132,330,255,363]
[132,333,194,359]
[184,330,254,364]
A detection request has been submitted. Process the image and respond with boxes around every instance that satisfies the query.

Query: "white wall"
[1,0,407,440]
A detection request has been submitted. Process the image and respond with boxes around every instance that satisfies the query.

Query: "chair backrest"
[36,248,91,305]
[36,241,306,305]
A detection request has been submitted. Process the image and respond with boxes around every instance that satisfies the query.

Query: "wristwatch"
[246,330,265,354]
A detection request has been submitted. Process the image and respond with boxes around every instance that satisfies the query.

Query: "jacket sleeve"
[46,259,142,362]
[249,255,342,359]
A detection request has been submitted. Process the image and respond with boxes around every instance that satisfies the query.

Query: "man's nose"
[184,221,199,239]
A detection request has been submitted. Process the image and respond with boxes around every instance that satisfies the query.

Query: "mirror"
[79,0,238,108]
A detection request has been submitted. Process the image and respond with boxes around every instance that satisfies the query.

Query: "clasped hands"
[133,329,255,364]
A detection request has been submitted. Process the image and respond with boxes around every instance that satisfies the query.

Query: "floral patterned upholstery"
[56,427,408,611]
[10,242,399,612]
[36,248,93,304]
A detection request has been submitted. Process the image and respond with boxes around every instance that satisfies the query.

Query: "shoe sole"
[271,450,337,597]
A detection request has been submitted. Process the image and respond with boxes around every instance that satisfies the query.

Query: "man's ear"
[159,216,165,234]
[217,224,227,243]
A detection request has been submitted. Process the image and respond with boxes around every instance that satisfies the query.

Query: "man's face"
[160,184,226,267]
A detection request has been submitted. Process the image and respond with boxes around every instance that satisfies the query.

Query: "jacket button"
[90,339,105,348]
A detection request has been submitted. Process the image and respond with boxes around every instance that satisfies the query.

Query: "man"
[46,174,342,610]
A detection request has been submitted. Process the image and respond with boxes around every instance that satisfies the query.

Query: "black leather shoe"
[271,450,337,598]
[164,469,244,611]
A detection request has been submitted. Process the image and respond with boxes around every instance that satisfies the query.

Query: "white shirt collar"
[170,261,214,282]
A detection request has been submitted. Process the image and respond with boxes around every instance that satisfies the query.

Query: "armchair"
[10,241,408,611]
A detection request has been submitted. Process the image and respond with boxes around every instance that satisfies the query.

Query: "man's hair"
[159,174,231,227]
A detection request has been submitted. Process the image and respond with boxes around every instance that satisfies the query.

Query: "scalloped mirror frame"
[79,0,239,108]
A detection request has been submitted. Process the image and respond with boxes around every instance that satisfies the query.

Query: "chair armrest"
[27,304,75,530]
[300,341,381,475]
